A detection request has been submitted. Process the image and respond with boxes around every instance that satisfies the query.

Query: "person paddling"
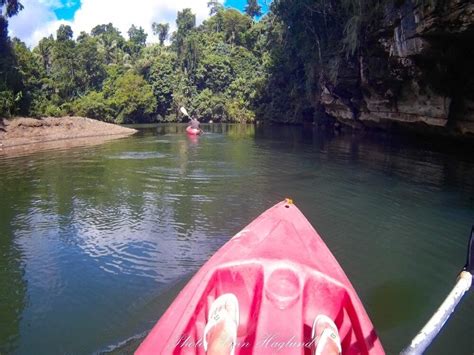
[189,116,200,131]
[181,107,203,134]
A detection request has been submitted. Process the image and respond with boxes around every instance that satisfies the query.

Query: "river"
[0,123,473,354]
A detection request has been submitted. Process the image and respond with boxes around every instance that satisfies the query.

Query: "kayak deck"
[137,200,384,354]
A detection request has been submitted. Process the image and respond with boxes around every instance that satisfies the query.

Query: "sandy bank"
[0,116,137,155]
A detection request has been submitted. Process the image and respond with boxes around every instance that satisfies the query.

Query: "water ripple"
[108,152,167,160]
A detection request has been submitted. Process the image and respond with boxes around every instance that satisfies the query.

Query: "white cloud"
[8,0,58,46]
[8,0,222,47]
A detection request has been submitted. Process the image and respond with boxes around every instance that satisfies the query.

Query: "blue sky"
[9,0,270,47]
[53,0,81,20]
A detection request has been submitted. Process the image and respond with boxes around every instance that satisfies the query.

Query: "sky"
[7,0,270,48]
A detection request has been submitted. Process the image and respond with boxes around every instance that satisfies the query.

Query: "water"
[0,124,473,354]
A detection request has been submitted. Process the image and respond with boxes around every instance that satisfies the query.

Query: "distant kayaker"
[203,294,342,354]
[189,116,200,130]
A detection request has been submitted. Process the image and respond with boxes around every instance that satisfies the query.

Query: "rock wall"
[320,0,474,135]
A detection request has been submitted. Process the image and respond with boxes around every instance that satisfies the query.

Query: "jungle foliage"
[0,0,273,123]
[1,0,393,123]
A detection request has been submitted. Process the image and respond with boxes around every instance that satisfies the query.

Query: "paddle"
[401,228,473,355]
[180,106,190,118]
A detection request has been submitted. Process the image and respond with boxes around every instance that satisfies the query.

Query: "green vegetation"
[0,0,410,124]
[0,0,274,123]
[245,0,262,18]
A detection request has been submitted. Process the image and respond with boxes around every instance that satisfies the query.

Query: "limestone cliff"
[319,0,474,135]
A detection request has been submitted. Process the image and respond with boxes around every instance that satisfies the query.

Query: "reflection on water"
[0,123,473,354]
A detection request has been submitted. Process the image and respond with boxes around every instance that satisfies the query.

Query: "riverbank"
[0,116,137,155]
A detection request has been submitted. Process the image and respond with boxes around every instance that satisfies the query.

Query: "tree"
[174,8,197,68]
[192,88,227,121]
[0,0,23,40]
[128,24,147,46]
[0,14,7,48]
[181,33,201,73]
[196,54,234,92]
[174,8,195,54]
[72,91,114,122]
[207,0,223,16]
[0,0,24,117]
[244,0,262,19]
[152,22,169,46]
[75,33,106,93]
[177,8,196,34]
[11,38,44,114]
[221,9,252,46]
[91,23,126,65]
[56,24,73,41]
[91,23,123,41]
[171,71,196,117]
[34,35,54,72]
[0,0,23,18]
[127,24,147,57]
[110,71,156,123]
[0,47,21,116]
[51,24,77,100]
[206,1,225,33]
[147,52,176,117]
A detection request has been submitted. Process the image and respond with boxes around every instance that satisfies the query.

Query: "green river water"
[0,123,473,354]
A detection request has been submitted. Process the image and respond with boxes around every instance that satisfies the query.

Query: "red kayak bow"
[136,200,385,354]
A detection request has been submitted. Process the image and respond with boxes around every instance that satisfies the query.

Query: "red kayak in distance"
[186,126,202,135]
[136,200,385,354]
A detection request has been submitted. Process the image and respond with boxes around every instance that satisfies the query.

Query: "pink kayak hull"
[136,200,385,354]
[186,126,201,135]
